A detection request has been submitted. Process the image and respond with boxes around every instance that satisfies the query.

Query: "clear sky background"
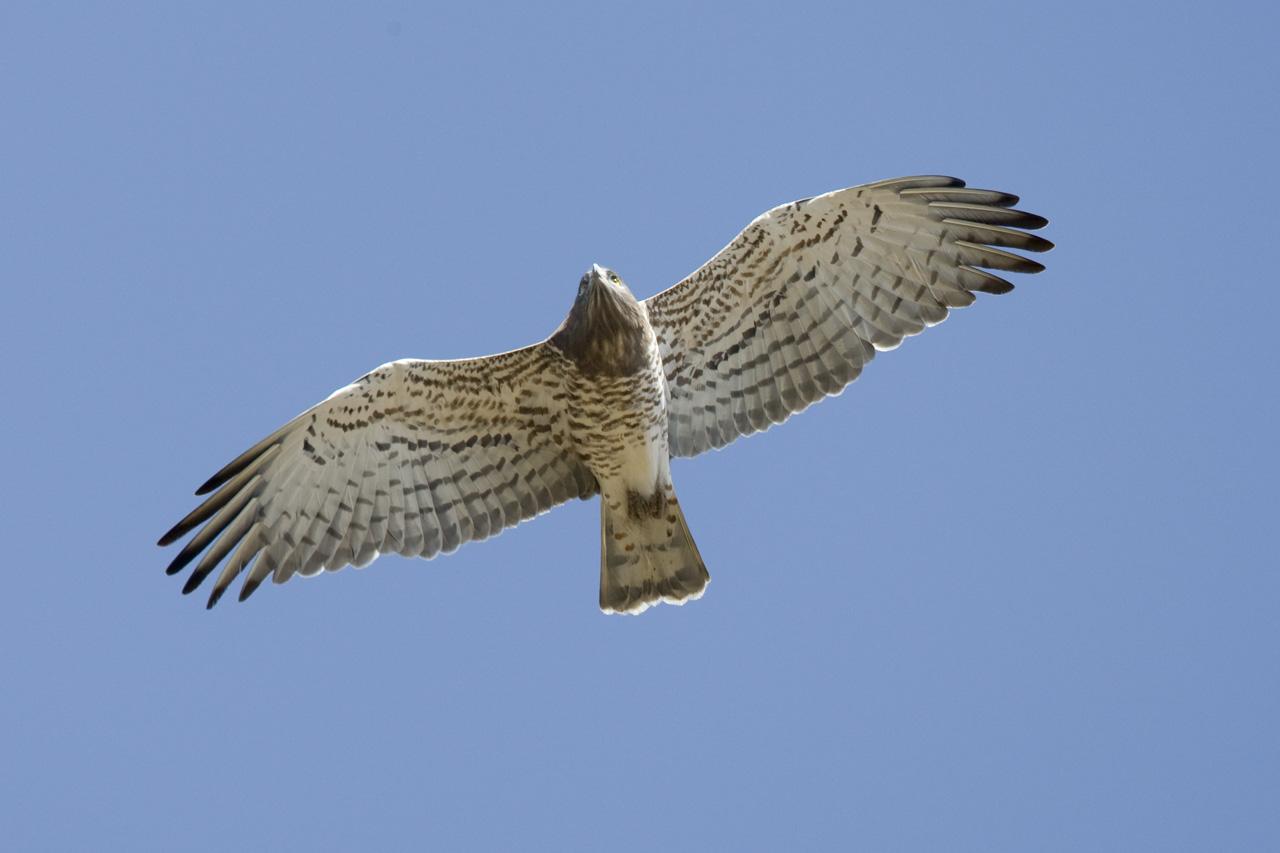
[3,2,1277,850]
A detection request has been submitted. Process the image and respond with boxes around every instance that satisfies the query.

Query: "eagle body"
[160,176,1052,614]
[549,265,708,612]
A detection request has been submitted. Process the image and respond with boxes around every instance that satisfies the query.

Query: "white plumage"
[161,175,1051,613]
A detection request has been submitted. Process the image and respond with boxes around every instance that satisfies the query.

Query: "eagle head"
[550,264,649,375]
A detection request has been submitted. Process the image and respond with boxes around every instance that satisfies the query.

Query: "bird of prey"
[160,175,1051,614]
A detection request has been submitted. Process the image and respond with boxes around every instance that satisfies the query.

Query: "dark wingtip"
[1019,212,1050,231]
[206,585,227,609]
[195,475,221,496]
[196,435,285,495]
[978,278,1015,295]
[166,545,199,576]
[182,555,227,595]
[1020,234,1054,253]
[157,526,183,548]
[238,575,265,603]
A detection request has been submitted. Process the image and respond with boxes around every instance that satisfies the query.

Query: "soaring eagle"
[160,175,1051,613]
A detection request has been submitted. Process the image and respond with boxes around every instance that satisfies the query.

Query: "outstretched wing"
[644,175,1052,457]
[159,343,597,607]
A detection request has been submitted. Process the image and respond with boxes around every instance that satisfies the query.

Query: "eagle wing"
[159,343,597,607]
[643,175,1052,457]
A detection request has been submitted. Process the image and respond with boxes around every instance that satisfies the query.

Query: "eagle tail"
[599,486,709,614]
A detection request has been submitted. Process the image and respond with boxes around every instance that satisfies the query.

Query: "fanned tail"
[599,486,709,614]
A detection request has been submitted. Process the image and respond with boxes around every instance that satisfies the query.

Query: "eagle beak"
[590,264,608,287]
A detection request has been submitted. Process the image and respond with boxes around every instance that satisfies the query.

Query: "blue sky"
[3,2,1277,850]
